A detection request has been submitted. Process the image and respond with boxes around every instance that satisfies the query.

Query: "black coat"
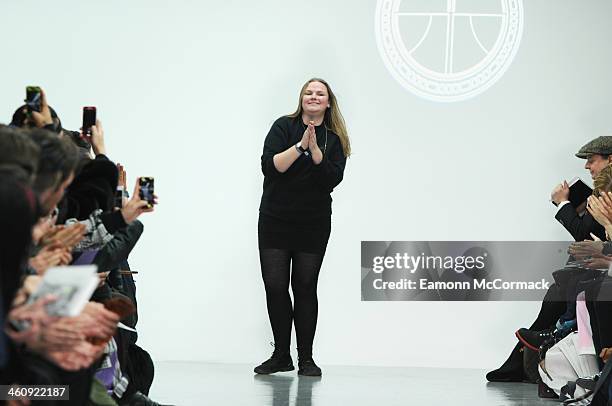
[555,203,606,241]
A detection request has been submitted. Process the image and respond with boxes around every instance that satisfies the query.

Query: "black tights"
[259,248,324,359]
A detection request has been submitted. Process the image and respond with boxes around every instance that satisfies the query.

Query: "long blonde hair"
[594,164,612,197]
[288,78,351,157]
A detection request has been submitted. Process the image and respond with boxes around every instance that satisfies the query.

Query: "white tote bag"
[539,293,599,397]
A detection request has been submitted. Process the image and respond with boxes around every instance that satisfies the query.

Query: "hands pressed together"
[300,121,323,165]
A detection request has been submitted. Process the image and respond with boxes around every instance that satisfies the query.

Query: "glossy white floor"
[149,361,554,406]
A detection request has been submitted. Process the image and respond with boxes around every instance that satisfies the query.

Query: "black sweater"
[259,116,346,223]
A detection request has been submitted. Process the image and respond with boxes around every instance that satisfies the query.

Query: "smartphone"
[139,177,155,207]
[82,106,97,136]
[25,86,42,112]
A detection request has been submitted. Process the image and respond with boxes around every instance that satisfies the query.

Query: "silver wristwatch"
[295,142,307,155]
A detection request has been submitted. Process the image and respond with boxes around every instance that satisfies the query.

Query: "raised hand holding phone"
[90,119,106,156]
[120,177,157,224]
[138,177,155,208]
[29,88,54,127]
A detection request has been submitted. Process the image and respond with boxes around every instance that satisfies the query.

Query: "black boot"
[297,357,322,377]
[254,351,295,374]
[515,327,554,352]
[485,342,525,382]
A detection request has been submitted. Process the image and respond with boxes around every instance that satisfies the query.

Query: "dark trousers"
[487,283,566,381]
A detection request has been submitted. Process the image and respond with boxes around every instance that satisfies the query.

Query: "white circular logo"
[375,0,524,102]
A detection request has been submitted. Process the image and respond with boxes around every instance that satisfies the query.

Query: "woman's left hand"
[308,122,323,165]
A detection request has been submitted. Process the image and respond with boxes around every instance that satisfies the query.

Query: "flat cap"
[576,136,612,158]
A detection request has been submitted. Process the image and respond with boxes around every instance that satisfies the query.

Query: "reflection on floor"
[149,361,554,406]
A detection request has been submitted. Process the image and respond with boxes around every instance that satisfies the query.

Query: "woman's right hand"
[300,126,310,150]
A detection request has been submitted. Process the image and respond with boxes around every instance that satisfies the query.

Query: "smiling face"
[301,81,330,119]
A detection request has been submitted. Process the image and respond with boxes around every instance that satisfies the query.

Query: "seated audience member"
[515,166,612,351]
[551,136,612,242]
[488,139,612,383]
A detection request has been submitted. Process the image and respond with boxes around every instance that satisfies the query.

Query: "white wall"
[1,0,611,370]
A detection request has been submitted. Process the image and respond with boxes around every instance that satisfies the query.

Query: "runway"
[150,361,551,405]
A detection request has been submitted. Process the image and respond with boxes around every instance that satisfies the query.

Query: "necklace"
[302,122,328,155]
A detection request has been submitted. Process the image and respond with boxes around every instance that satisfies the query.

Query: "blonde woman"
[588,165,612,243]
[255,78,350,376]
[569,165,612,269]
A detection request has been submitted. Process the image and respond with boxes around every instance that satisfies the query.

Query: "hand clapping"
[588,193,612,227]
[307,121,323,165]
